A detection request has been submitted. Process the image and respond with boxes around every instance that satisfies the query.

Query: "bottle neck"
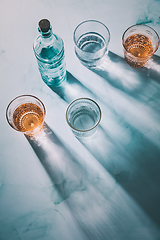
[38,26,53,37]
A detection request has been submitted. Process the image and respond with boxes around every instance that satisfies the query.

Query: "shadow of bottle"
[48,71,97,103]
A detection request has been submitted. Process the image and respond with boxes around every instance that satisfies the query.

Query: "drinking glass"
[73,20,110,67]
[6,95,46,136]
[122,24,159,67]
[66,98,101,138]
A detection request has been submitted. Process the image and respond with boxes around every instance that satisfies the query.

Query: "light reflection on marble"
[1,0,160,239]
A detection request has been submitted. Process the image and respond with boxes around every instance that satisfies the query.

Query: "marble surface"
[0,0,160,239]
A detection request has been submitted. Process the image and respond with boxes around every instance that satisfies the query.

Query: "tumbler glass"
[122,24,159,67]
[73,20,110,67]
[6,95,46,136]
[66,98,101,138]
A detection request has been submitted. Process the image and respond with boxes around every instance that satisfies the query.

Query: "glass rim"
[122,24,160,55]
[6,94,46,133]
[66,97,101,133]
[73,19,111,53]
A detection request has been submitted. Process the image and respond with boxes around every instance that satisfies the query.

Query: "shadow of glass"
[25,123,87,203]
[36,61,160,235]
[25,123,159,239]
[87,51,160,101]
[78,125,129,174]
[77,122,160,228]
[118,122,160,227]
[25,123,116,239]
[42,66,160,228]
[144,54,160,83]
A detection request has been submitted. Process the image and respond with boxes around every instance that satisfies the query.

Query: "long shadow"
[44,68,160,225]
[49,71,95,103]
[25,123,87,203]
[49,71,117,113]
[88,51,160,103]
[25,123,160,239]
[77,121,160,228]
[41,68,160,231]
[78,125,130,174]
[25,123,118,239]
[48,71,124,136]
[119,122,160,228]
[82,51,160,125]
[144,54,160,82]
[49,71,121,133]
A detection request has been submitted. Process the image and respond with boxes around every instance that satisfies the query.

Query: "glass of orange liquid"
[6,95,46,136]
[122,24,159,67]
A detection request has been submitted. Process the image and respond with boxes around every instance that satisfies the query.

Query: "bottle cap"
[39,19,50,32]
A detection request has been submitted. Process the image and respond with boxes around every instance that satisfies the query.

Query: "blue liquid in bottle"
[33,19,66,87]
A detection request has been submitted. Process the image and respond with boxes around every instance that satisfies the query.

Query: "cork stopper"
[39,19,50,33]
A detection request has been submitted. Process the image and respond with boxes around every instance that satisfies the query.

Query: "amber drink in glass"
[6,95,46,136]
[122,24,159,67]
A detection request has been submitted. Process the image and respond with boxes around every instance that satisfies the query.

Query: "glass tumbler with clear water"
[33,19,66,87]
[66,98,101,138]
[73,20,110,67]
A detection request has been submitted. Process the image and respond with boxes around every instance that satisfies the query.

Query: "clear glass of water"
[66,98,101,138]
[73,20,110,67]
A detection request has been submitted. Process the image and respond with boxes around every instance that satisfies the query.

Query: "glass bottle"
[33,19,66,87]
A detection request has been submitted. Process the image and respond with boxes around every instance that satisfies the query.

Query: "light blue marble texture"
[0,0,160,239]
